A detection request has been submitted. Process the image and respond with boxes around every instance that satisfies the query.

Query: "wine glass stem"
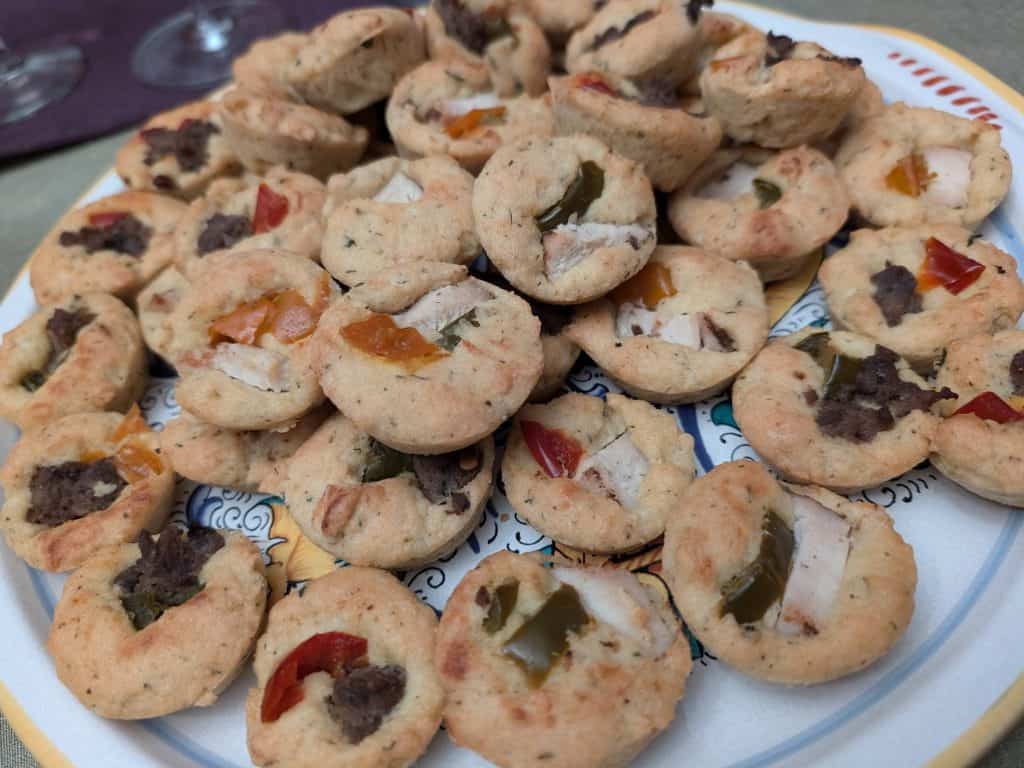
[192,4,234,53]
[0,38,26,79]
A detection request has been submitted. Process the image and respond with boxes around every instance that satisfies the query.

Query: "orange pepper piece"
[341,313,448,370]
[609,262,676,309]
[709,55,747,71]
[112,404,150,443]
[209,298,273,345]
[266,290,319,343]
[114,440,164,483]
[885,153,934,197]
[445,106,507,139]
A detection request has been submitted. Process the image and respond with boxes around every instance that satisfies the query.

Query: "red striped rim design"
[889,50,1003,128]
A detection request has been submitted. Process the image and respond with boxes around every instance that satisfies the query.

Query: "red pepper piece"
[953,391,1024,424]
[261,631,368,722]
[917,237,985,295]
[252,183,290,234]
[88,211,129,228]
[520,420,584,478]
[575,72,618,98]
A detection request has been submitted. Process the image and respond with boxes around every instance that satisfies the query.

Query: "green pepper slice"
[361,440,414,483]
[502,584,589,687]
[483,581,519,634]
[121,583,203,631]
[753,178,782,208]
[21,371,46,392]
[437,309,480,352]
[824,354,862,399]
[535,162,605,233]
[793,332,865,399]
[720,511,794,625]
[794,331,835,374]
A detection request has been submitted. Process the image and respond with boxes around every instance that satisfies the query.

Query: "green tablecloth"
[1,1,1022,765]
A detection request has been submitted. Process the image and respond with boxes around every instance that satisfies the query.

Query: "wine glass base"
[0,45,84,126]
[132,0,285,89]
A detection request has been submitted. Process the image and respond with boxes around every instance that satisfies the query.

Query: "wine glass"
[131,0,285,89]
[0,37,84,126]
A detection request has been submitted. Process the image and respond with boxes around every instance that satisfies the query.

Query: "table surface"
[1,1,1023,766]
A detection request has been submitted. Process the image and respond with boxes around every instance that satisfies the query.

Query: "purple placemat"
[0,0,398,162]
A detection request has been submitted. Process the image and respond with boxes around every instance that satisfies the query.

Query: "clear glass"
[131,0,285,89]
[0,38,84,126]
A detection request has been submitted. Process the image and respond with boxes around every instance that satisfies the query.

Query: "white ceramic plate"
[3,3,1024,767]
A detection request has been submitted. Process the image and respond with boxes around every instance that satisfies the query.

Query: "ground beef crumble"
[59,215,152,257]
[114,527,225,630]
[435,0,512,54]
[587,10,656,52]
[870,263,922,327]
[197,213,252,255]
[634,78,681,108]
[412,445,484,512]
[46,308,95,358]
[764,32,795,66]
[327,665,407,743]
[26,458,126,526]
[816,346,955,443]
[1011,351,1024,395]
[140,119,220,172]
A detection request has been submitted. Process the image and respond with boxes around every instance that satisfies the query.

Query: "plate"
[2,3,1024,766]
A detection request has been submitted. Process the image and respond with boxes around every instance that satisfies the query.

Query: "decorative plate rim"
[2,4,1024,767]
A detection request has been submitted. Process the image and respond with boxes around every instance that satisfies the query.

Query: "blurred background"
[0,0,1022,766]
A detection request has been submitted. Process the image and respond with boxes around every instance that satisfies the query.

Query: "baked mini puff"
[700,30,865,148]
[668,145,849,282]
[116,100,241,200]
[321,155,479,286]
[663,461,916,684]
[284,7,426,115]
[566,0,704,89]
[473,134,657,304]
[217,90,369,180]
[48,529,266,718]
[0,294,146,431]
[31,191,186,305]
[385,58,554,175]
[424,0,551,97]
[836,102,1011,230]
[931,330,1024,507]
[549,71,722,193]
[0,410,174,572]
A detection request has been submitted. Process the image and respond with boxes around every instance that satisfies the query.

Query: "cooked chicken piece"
[543,222,653,280]
[553,565,675,656]
[776,494,852,636]
[373,171,424,204]
[574,431,650,508]
[392,280,493,337]
[210,343,291,392]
